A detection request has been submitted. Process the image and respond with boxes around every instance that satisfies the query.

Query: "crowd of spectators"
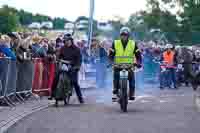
[1,32,200,89]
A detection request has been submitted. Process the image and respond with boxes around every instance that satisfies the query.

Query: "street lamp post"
[88,0,95,56]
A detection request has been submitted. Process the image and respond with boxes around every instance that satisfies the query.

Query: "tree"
[32,13,51,23]
[178,0,200,31]
[0,5,19,33]
[127,12,145,31]
[53,18,67,29]
[158,0,200,43]
[126,12,149,40]
[135,0,189,43]
[18,9,33,25]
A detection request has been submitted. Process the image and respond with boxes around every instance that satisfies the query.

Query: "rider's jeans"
[166,68,176,88]
[69,70,84,102]
[113,68,135,97]
[183,64,193,85]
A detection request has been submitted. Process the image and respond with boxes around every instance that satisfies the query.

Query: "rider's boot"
[64,99,67,105]
[174,85,178,89]
[48,97,53,100]
[129,88,135,101]
[80,99,84,104]
[193,84,198,91]
[112,89,118,102]
[55,100,58,107]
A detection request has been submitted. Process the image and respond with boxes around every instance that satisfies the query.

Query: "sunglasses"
[121,33,129,36]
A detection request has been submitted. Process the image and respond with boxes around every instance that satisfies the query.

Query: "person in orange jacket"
[161,44,177,89]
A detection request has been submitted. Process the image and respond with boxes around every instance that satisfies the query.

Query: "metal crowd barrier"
[16,60,35,102]
[0,57,57,107]
[0,57,19,106]
[6,58,18,105]
[0,56,100,107]
[0,57,13,106]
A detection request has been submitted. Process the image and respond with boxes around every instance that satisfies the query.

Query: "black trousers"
[113,68,135,97]
[51,70,83,102]
[183,64,193,85]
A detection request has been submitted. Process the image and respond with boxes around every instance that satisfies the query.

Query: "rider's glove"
[61,64,69,71]
[69,65,80,72]
[136,64,142,68]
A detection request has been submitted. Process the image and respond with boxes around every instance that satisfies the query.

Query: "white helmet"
[165,44,173,49]
[120,27,131,35]
[196,50,200,54]
[195,50,200,57]
[175,45,181,50]
[152,44,156,48]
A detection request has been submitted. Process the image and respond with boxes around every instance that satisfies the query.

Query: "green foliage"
[0,5,70,30]
[127,0,200,44]
[17,9,51,25]
[32,14,51,23]
[53,18,66,29]
[0,5,19,33]
[18,10,33,25]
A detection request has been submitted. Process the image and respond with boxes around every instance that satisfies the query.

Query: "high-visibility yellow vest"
[114,39,135,64]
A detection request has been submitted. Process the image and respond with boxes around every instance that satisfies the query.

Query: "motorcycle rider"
[192,49,200,91]
[50,34,84,104]
[109,27,142,101]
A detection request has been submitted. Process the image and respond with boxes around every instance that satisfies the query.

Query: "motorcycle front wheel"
[120,79,128,112]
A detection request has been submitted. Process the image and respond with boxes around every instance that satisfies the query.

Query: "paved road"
[7,88,200,133]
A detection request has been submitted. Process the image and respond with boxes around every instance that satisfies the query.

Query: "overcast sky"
[0,0,147,21]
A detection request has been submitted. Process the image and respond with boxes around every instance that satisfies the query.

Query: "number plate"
[120,71,128,78]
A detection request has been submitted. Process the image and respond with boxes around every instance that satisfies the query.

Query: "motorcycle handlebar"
[107,63,139,70]
[57,59,71,64]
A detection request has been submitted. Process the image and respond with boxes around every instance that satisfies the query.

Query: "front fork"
[119,69,129,96]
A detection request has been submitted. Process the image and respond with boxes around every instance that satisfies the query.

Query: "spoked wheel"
[55,72,70,107]
[193,84,198,91]
[55,100,58,107]
[192,80,198,91]
[64,95,71,105]
[120,79,128,112]
[193,89,200,111]
[63,75,73,105]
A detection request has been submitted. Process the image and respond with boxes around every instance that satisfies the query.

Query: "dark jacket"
[59,45,82,69]
[16,46,32,62]
[46,45,56,62]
